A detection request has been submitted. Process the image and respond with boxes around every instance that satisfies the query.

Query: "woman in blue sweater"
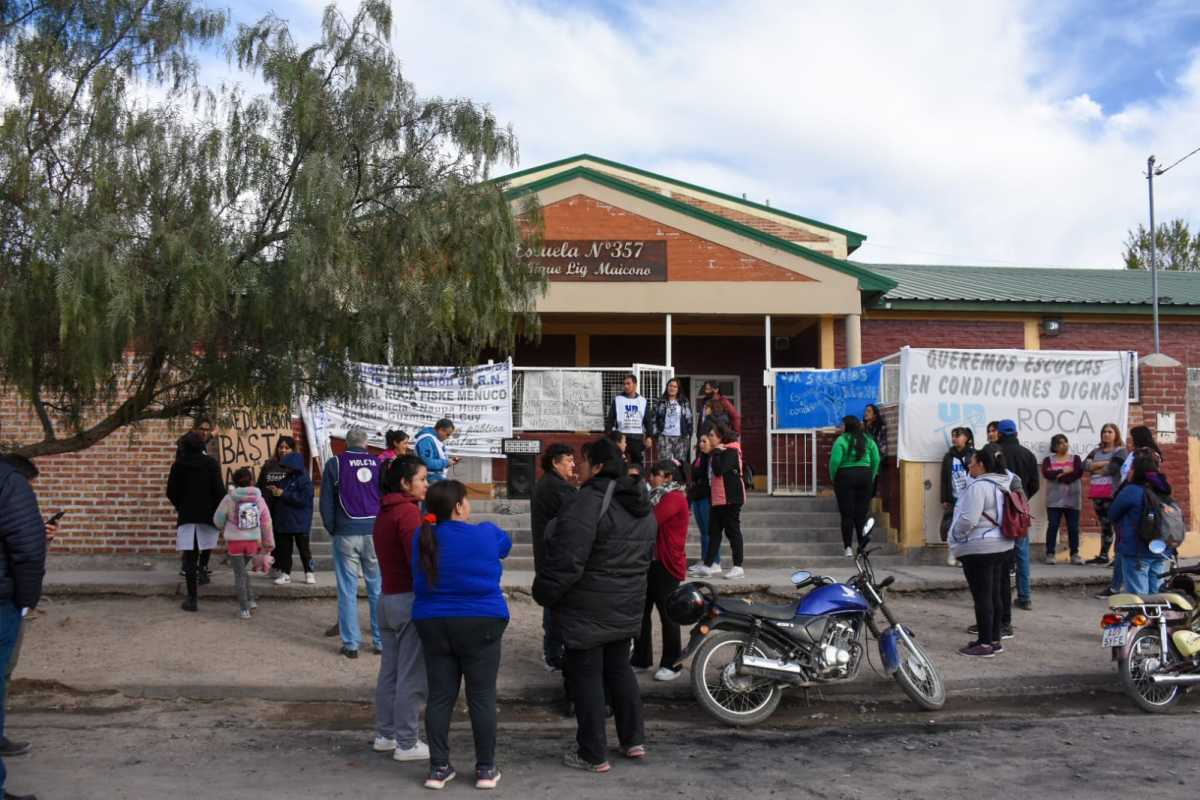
[412,480,512,791]
[1107,452,1172,596]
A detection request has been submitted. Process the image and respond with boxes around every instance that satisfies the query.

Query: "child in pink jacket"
[214,467,275,619]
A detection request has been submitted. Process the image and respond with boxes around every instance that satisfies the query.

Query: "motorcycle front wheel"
[689,630,783,726]
[891,630,946,710]
[1119,627,1182,713]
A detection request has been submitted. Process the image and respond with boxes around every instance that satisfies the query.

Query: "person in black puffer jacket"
[532,437,655,772]
[167,432,226,612]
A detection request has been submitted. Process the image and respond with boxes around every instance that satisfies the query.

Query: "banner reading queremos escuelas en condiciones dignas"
[300,361,513,463]
[898,348,1131,462]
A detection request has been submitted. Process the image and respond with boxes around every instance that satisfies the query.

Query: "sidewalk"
[21,566,1124,710]
[42,557,1116,600]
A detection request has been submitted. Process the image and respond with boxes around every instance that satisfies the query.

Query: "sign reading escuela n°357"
[518,240,667,282]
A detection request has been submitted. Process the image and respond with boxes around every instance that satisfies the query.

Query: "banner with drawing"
[898,348,1130,462]
[301,362,513,464]
[519,370,605,431]
[775,364,882,430]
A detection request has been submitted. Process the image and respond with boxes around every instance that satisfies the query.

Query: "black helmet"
[667,582,709,626]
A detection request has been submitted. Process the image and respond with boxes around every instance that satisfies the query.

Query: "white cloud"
[254,0,1200,268]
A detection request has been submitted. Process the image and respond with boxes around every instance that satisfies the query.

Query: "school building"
[8,153,1200,555]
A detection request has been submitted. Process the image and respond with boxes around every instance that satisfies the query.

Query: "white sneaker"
[844,547,854,558]
[273,573,291,585]
[394,740,430,762]
[725,566,745,580]
[946,552,958,567]
[238,609,251,620]
[708,563,723,575]
[654,667,682,682]
[691,565,715,577]
[305,572,316,585]
[373,736,397,752]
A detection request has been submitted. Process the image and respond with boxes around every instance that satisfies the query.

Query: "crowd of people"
[0,380,1176,794]
[943,417,1178,659]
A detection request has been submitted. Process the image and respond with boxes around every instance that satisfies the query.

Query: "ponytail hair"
[419,479,468,586]
[842,415,866,460]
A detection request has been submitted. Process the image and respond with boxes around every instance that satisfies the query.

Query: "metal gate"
[634,363,675,402]
[765,378,817,495]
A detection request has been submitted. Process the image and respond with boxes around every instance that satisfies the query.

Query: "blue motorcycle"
[669,522,945,726]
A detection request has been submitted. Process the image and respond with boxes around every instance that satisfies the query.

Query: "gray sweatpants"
[375,593,427,746]
[229,555,257,612]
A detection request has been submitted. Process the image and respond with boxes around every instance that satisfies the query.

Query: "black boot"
[198,550,212,585]
[182,559,198,611]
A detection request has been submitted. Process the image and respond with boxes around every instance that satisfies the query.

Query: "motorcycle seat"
[720,598,801,620]
[1109,592,1194,611]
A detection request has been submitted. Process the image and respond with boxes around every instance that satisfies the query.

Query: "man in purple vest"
[320,427,383,658]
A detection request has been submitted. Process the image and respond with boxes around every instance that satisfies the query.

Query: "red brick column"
[1137,362,1190,522]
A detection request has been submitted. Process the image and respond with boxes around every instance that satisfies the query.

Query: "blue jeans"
[0,602,22,793]
[1045,507,1081,556]
[691,498,717,564]
[1121,556,1166,595]
[1014,536,1031,602]
[332,534,382,651]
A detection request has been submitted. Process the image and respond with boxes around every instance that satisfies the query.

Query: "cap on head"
[997,420,1018,436]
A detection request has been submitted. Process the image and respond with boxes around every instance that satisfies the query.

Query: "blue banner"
[775,364,883,430]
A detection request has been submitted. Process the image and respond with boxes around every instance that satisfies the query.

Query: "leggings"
[834,467,874,549]
[1093,499,1115,557]
[229,555,257,611]
[704,504,743,567]
[960,551,1007,645]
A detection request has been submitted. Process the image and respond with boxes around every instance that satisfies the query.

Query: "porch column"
[819,316,836,369]
[575,334,590,367]
[665,314,673,368]
[764,314,772,371]
[844,313,862,367]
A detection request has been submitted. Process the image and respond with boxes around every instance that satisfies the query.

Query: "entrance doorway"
[677,374,741,422]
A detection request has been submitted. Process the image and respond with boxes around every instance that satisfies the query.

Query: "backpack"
[1138,489,1187,548]
[984,487,1031,540]
[236,499,260,531]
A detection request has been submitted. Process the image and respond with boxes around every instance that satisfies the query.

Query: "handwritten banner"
[301,362,513,463]
[214,407,294,484]
[519,370,605,431]
[898,348,1131,462]
[775,364,882,430]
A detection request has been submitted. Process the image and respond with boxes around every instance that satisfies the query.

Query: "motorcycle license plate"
[1102,624,1130,647]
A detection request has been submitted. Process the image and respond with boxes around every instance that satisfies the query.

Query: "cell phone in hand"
[46,510,65,525]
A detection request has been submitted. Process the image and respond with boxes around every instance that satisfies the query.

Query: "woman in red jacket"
[372,455,431,762]
[631,460,690,681]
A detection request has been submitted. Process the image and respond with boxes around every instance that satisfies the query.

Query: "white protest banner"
[519,370,604,431]
[301,362,513,463]
[898,348,1130,462]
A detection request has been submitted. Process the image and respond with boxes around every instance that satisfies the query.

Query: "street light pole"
[1147,155,1159,354]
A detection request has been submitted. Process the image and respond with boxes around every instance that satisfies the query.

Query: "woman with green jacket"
[829,416,880,557]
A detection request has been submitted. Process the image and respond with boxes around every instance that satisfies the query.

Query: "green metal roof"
[504,166,896,294]
[861,263,1200,315]
[496,154,868,253]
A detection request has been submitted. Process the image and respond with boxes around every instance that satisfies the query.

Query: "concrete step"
[312,495,842,518]
[503,542,861,557]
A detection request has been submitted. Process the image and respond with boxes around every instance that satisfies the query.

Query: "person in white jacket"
[949,445,1015,659]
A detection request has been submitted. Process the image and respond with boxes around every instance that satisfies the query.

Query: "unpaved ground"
[2,689,1196,799]
[16,586,1122,703]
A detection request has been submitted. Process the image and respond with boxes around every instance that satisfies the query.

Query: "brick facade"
[542,195,811,282]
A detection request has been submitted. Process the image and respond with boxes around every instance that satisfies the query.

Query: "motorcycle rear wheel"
[689,630,783,727]
[1119,627,1182,713]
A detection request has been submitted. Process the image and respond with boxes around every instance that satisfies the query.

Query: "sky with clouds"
[201,0,1200,269]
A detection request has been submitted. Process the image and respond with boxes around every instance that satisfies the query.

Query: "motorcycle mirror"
[1149,539,1168,555]
[790,570,812,587]
[858,533,873,554]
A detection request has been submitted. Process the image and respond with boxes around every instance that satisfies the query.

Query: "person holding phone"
[415,419,460,484]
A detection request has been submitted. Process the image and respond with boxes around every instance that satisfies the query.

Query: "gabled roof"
[496,153,867,253]
[503,165,896,294]
[862,263,1200,315]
